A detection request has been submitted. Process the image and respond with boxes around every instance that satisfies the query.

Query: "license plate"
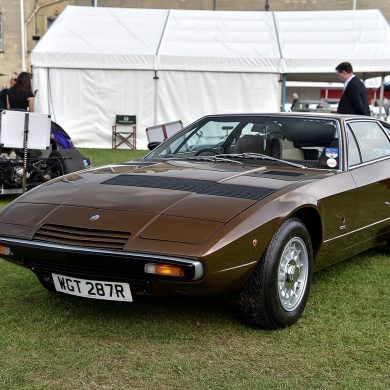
[52,273,133,302]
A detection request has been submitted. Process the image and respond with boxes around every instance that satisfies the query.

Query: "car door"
[346,119,390,249]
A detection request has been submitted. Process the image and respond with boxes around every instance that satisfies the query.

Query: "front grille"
[25,257,152,294]
[33,224,130,250]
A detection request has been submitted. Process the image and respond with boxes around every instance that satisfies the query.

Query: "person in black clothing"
[0,72,18,110]
[6,72,35,112]
[291,92,299,110]
[335,62,370,116]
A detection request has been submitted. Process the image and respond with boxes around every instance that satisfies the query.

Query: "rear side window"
[348,121,390,163]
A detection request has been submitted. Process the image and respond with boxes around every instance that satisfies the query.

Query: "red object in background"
[321,88,390,104]
[320,89,342,100]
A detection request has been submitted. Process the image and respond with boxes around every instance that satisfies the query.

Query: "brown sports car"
[0,113,389,329]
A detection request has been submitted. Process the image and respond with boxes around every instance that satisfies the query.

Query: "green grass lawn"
[0,149,389,389]
[78,148,148,168]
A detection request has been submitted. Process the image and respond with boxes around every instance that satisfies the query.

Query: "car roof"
[201,112,374,122]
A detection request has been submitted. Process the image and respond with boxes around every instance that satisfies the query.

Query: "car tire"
[36,274,56,293]
[238,218,313,329]
[49,149,86,175]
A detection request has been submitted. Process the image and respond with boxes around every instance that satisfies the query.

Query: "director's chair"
[112,115,136,149]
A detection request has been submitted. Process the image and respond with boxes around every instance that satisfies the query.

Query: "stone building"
[1,0,390,87]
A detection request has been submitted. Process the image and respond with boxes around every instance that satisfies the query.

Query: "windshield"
[147,115,340,169]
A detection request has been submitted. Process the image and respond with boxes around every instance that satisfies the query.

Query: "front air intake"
[33,224,130,250]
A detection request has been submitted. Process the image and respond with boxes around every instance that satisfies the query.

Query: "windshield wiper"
[214,153,307,169]
[187,155,243,164]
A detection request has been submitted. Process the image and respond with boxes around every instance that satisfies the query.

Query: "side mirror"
[147,141,161,150]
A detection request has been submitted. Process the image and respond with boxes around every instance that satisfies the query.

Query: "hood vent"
[33,224,130,250]
[199,183,275,200]
[102,174,275,201]
[264,170,304,177]
[246,170,304,181]
[103,175,215,193]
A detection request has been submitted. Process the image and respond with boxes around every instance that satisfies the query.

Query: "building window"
[0,15,3,51]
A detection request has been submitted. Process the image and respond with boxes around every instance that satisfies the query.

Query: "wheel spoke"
[277,236,309,312]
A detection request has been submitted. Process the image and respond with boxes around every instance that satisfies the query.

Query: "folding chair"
[112,115,136,149]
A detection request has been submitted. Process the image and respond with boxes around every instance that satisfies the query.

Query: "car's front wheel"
[238,218,313,329]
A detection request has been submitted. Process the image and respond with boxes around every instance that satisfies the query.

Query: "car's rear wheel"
[238,218,313,329]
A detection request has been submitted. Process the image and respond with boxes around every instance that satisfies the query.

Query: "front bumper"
[0,236,204,295]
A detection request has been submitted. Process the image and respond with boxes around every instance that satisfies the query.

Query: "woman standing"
[0,72,18,109]
[6,72,35,112]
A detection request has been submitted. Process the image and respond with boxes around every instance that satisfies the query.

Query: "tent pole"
[20,0,26,71]
[153,70,159,125]
[281,74,287,112]
[47,68,51,115]
[154,9,170,125]
[379,75,385,119]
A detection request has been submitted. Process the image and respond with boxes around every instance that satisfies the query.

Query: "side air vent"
[33,224,130,250]
[199,184,275,200]
[103,175,215,192]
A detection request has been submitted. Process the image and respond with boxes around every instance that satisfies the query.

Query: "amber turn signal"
[0,245,13,256]
[144,263,185,278]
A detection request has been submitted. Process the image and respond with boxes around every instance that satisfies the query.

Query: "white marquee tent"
[276,9,390,81]
[31,6,390,148]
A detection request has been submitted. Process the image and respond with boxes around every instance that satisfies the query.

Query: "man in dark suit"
[335,62,370,115]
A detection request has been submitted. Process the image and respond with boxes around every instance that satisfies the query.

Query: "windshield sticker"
[327,158,337,168]
[325,148,338,158]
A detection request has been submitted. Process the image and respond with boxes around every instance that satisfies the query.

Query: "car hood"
[1,160,331,244]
